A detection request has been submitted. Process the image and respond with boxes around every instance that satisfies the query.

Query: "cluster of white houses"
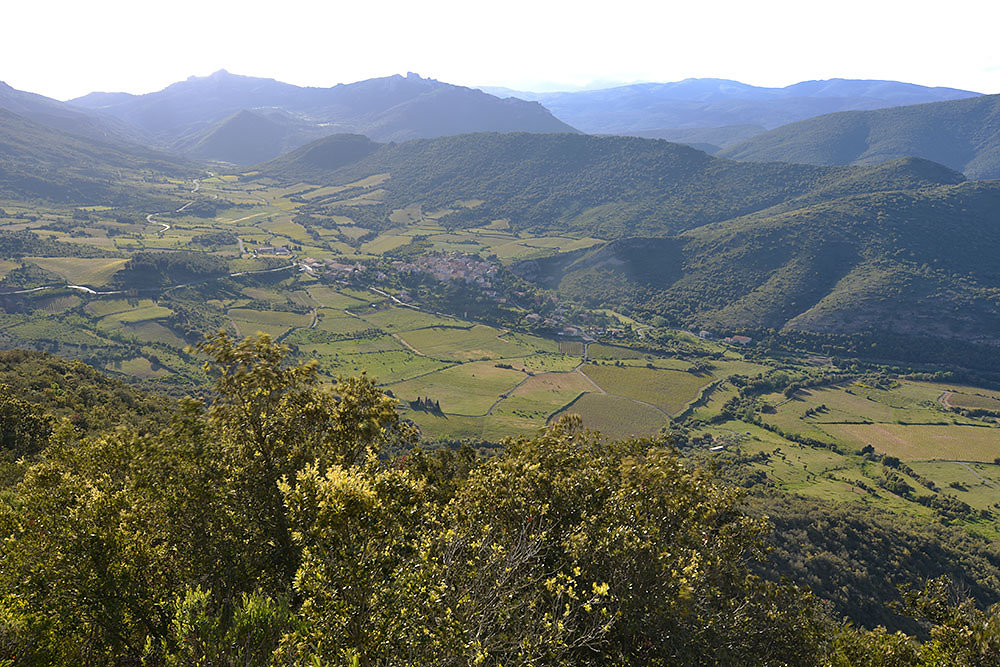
[392,253,497,287]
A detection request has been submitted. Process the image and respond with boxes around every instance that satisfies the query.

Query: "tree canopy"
[1,334,999,666]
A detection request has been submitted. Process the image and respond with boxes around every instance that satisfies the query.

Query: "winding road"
[146,212,170,232]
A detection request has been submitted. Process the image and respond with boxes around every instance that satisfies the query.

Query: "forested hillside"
[720,94,1000,179]
[513,181,1000,367]
[254,132,1000,354]
[0,107,192,203]
[259,132,965,237]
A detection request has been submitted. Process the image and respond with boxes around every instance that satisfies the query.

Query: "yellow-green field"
[552,393,667,440]
[580,364,711,414]
[397,325,537,361]
[387,361,526,415]
[820,423,1000,462]
[26,257,129,285]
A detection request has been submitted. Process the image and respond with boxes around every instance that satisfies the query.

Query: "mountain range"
[484,78,982,150]
[0,80,139,144]
[68,70,577,163]
[1,69,999,362]
[2,71,992,168]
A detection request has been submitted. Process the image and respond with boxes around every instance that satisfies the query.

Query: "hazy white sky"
[4,0,999,100]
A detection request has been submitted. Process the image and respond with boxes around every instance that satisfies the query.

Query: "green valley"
[3,51,1000,664]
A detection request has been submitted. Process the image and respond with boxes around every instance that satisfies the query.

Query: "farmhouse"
[257,245,291,256]
[723,335,753,345]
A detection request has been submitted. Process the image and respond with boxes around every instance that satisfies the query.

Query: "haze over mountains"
[483,79,982,150]
[68,70,577,163]
[2,70,993,169]
[0,80,140,144]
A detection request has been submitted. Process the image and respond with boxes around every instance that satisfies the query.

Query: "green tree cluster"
[0,333,828,666]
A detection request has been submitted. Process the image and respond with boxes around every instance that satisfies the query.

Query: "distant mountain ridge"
[483,78,983,150]
[719,94,1000,179]
[174,109,332,165]
[0,80,141,144]
[0,106,190,202]
[68,70,577,163]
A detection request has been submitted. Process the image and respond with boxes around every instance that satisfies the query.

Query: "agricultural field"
[494,370,594,421]
[318,350,448,384]
[307,286,366,309]
[388,361,526,416]
[126,321,189,347]
[820,423,1000,462]
[26,257,129,286]
[580,363,712,414]
[397,325,538,362]
[552,393,668,440]
[941,388,1000,413]
[310,310,376,336]
[759,379,1000,462]
[358,307,457,332]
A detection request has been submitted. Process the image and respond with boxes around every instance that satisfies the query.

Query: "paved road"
[146,212,170,232]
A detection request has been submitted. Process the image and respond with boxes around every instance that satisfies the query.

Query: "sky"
[4,0,999,100]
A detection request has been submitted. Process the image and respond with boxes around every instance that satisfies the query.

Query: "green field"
[126,321,189,347]
[311,310,376,335]
[307,286,366,309]
[821,423,1000,462]
[26,257,129,286]
[319,350,449,385]
[945,391,1000,412]
[8,171,1000,545]
[580,363,711,414]
[387,361,525,415]
[106,356,170,379]
[294,334,404,356]
[0,259,19,279]
[552,393,667,440]
[907,461,1000,511]
[34,294,81,314]
[397,325,538,361]
[85,298,158,317]
[228,308,312,327]
[103,305,174,325]
[587,343,648,360]
[494,370,593,420]
[359,307,457,332]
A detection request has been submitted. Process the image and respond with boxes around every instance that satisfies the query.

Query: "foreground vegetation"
[1,334,999,666]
